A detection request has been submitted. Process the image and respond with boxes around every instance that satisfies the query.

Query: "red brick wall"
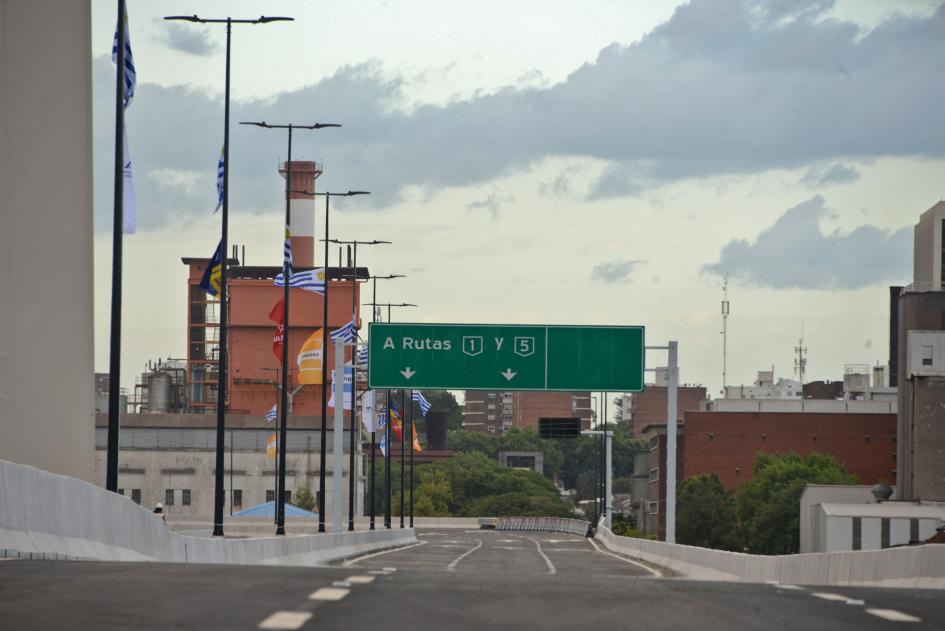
[681,411,897,489]
[630,386,706,436]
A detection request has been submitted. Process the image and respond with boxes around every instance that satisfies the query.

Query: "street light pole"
[164,13,292,537]
[325,240,390,531]
[239,123,343,535]
[365,275,403,530]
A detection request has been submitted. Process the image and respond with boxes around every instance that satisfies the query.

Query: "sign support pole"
[332,338,345,532]
[666,340,678,544]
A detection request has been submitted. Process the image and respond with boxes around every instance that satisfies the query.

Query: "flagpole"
[409,389,414,528]
[400,388,406,528]
[371,277,377,530]
[348,242,357,531]
[105,0,126,494]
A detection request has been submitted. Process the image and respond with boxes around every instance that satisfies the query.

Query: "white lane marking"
[497,539,518,543]
[434,544,467,549]
[586,536,663,578]
[494,546,525,550]
[527,537,557,576]
[332,581,351,587]
[258,611,312,630]
[345,575,376,584]
[446,538,483,571]
[367,570,391,575]
[773,584,805,591]
[309,587,350,601]
[865,609,921,623]
[342,540,426,567]
[812,593,851,602]
[383,567,397,572]
[846,599,865,606]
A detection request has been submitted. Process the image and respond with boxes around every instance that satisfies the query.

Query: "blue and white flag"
[361,390,381,433]
[111,7,137,234]
[214,147,224,213]
[265,403,277,424]
[327,363,353,410]
[273,268,326,294]
[111,10,137,108]
[330,318,357,344]
[283,228,293,275]
[412,391,431,416]
[357,346,368,368]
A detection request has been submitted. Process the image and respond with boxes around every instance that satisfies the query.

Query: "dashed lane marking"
[342,541,426,567]
[331,581,351,588]
[494,546,525,550]
[772,584,805,590]
[345,575,376,584]
[865,609,921,623]
[846,599,865,606]
[446,538,483,571]
[258,611,312,630]
[812,593,852,603]
[527,537,557,576]
[309,587,350,602]
[586,537,663,578]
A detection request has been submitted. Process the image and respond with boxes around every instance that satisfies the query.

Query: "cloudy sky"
[91,0,940,400]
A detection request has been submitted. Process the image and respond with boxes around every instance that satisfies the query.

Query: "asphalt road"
[0,529,941,630]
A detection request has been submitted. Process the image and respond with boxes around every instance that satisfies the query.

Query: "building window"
[266,490,275,502]
[881,518,890,548]
[488,426,496,434]
[284,490,291,504]
[233,490,242,510]
[922,345,934,367]
[487,414,495,421]
[735,468,741,476]
[647,501,659,515]
[812,434,818,444]
[131,489,141,505]
[165,489,175,506]
[761,434,767,443]
[182,489,191,506]
[864,435,871,444]
[649,437,659,451]
[852,517,861,551]
[910,519,919,543]
[487,404,495,410]
[488,392,496,399]
[648,468,659,483]
[118,488,124,496]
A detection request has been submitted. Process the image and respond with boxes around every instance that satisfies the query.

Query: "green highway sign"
[367,323,644,391]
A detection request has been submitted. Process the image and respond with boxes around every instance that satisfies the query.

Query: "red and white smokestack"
[279,160,322,268]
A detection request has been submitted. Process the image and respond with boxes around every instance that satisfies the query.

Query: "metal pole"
[385,389,392,528]
[333,339,345,532]
[348,245,357,531]
[666,340,678,544]
[229,428,233,516]
[370,277,377,530]
[400,388,406,528]
[600,391,606,524]
[318,194,331,532]
[605,428,612,530]
[276,126,292,536]
[105,0,126,493]
[409,389,414,528]
[211,19,233,538]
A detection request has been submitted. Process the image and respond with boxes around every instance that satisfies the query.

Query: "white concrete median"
[0,459,415,566]
[594,523,945,589]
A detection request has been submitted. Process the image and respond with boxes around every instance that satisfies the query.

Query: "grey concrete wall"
[0,1,95,481]
[0,459,413,565]
[596,524,945,589]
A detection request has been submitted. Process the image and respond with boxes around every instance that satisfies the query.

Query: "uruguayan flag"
[273,268,326,294]
[377,408,388,456]
[214,147,224,213]
[357,346,368,367]
[413,391,431,416]
[330,319,357,344]
[111,9,136,108]
[284,228,293,275]
[265,403,277,424]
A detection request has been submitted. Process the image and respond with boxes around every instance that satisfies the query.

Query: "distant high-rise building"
[462,391,592,433]
[913,201,945,289]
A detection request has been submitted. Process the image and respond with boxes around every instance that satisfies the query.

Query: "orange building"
[182,161,367,418]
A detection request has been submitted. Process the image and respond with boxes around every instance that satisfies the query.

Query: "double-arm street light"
[364,274,404,530]
[161,14,292,537]
[239,122,343,535]
[325,238,391,531]
[368,302,418,528]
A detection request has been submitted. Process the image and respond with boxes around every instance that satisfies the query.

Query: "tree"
[291,487,316,512]
[676,474,740,551]
[411,468,453,517]
[410,390,464,434]
[447,430,499,458]
[736,452,858,555]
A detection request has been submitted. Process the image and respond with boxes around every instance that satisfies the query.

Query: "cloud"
[96,0,945,230]
[703,196,910,289]
[592,259,643,284]
[466,193,513,218]
[800,162,861,188]
[161,23,219,56]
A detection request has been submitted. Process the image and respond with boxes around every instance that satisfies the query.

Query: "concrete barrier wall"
[595,524,945,589]
[0,459,415,565]
[482,516,589,536]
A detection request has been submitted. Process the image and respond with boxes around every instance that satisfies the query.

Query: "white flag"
[327,364,353,410]
[122,131,136,234]
[361,390,380,433]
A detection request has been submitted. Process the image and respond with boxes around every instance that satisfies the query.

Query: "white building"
[724,370,802,400]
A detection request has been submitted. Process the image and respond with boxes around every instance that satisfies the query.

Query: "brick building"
[463,390,593,433]
[627,385,707,436]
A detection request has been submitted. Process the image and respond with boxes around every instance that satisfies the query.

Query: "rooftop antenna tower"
[794,324,807,384]
[721,274,730,394]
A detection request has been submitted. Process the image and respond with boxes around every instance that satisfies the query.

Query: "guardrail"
[479,516,590,536]
[0,459,416,566]
[595,523,945,589]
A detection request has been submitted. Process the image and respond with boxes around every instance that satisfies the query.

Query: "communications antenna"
[794,324,807,384]
[721,275,730,393]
